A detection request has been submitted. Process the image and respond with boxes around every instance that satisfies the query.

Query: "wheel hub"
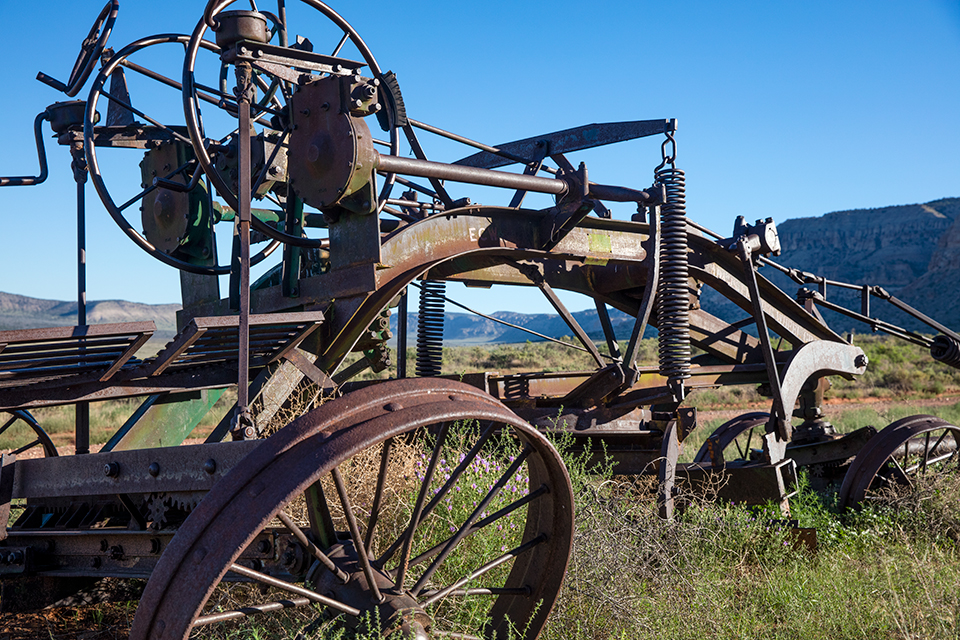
[309,540,432,638]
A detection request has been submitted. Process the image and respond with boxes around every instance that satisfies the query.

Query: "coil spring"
[415,279,446,377]
[655,166,691,383]
[931,334,960,369]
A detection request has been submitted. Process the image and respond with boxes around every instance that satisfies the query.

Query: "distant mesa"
[702,197,960,336]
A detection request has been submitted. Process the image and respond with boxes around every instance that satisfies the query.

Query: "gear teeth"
[376,70,407,132]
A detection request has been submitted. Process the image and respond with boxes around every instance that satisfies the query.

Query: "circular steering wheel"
[37,0,120,97]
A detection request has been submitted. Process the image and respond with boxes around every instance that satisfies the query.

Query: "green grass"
[540,464,960,640]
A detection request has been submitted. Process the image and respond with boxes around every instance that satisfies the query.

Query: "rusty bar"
[226,563,361,616]
[377,153,568,197]
[421,534,546,607]
[99,331,154,382]
[235,62,254,440]
[193,597,311,627]
[144,325,208,377]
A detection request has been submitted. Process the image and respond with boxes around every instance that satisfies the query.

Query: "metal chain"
[655,131,677,174]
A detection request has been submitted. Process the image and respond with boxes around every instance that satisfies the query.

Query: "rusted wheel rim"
[131,379,574,640]
[839,415,960,509]
[692,411,770,465]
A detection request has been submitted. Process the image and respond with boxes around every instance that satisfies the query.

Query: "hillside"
[704,197,960,335]
[0,292,180,348]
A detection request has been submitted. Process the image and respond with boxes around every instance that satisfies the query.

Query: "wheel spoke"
[98,88,193,145]
[276,510,348,583]
[121,59,226,112]
[0,414,18,438]
[421,587,530,598]
[331,467,384,603]
[904,451,957,475]
[392,422,450,589]
[227,562,360,616]
[117,160,197,213]
[888,455,912,486]
[11,439,40,456]
[411,445,533,596]
[929,430,950,459]
[405,484,549,571]
[363,437,393,553]
[921,431,932,474]
[331,31,349,57]
[379,423,497,563]
[421,535,546,608]
[194,597,312,627]
[734,432,746,460]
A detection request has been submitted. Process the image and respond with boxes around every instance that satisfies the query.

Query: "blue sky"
[0,0,957,315]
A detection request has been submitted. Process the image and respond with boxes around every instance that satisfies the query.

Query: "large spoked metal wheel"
[131,379,574,640]
[182,0,402,247]
[838,415,960,509]
[0,410,58,459]
[692,412,770,466]
[84,34,280,275]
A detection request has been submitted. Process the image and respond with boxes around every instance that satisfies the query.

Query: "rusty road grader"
[0,1,958,638]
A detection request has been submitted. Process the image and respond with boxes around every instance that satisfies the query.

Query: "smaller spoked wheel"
[692,412,769,466]
[0,410,58,459]
[839,415,960,509]
[84,33,281,275]
[132,379,573,640]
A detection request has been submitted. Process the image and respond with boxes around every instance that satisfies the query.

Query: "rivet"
[203,459,217,475]
[148,462,160,477]
[384,402,403,412]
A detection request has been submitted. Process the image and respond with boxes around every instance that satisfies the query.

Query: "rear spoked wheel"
[131,379,573,640]
[839,415,960,509]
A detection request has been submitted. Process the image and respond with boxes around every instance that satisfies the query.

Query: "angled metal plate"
[454,119,677,169]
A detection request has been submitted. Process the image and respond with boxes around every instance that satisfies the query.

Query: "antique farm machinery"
[0,1,958,638]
